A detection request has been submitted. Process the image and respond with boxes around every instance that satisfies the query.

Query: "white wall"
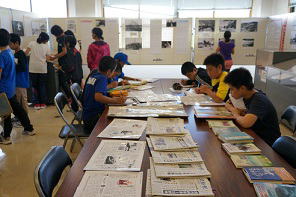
[252,0,289,17]
[68,0,103,17]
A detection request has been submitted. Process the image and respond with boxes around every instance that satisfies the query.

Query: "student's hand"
[121,80,130,86]
[109,81,118,89]
[194,87,201,94]
[225,102,240,115]
[181,80,187,86]
[198,85,211,95]
[113,96,127,104]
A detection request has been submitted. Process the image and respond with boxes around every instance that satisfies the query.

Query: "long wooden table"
[56,79,296,197]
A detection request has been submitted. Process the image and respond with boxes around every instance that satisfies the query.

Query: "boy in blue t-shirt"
[9,33,30,113]
[83,56,127,133]
[0,29,34,145]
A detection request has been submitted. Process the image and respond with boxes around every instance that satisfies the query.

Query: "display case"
[255,49,296,126]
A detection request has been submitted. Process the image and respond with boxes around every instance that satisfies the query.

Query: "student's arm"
[195,85,224,103]
[225,102,257,128]
[107,81,118,89]
[123,76,141,81]
[216,47,221,53]
[94,92,126,104]
[53,46,67,60]
[25,48,31,56]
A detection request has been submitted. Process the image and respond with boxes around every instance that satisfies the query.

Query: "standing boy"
[195,53,230,103]
[0,29,35,145]
[224,68,281,146]
[9,33,29,113]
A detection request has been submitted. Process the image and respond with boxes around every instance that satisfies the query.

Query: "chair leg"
[63,134,70,148]
[75,136,84,147]
[70,138,76,153]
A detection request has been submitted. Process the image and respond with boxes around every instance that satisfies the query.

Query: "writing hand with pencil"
[195,85,211,95]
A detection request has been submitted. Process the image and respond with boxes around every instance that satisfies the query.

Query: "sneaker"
[0,136,12,145]
[11,117,19,123]
[34,104,40,110]
[13,121,23,128]
[40,104,47,109]
[22,130,36,136]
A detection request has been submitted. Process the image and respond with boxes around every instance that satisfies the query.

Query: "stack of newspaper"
[146,117,214,196]
[181,93,225,106]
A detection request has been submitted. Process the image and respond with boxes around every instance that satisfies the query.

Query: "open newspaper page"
[74,171,143,197]
[149,133,198,151]
[222,143,261,155]
[129,90,179,103]
[84,140,146,171]
[97,119,147,139]
[150,160,214,196]
[146,117,186,136]
[131,84,154,91]
[195,106,235,119]
[108,105,187,118]
[207,120,236,128]
[150,158,211,178]
[181,94,225,106]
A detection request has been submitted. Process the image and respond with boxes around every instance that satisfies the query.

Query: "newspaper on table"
[146,117,186,136]
[147,137,203,164]
[128,90,180,103]
[131,84,154,91]
[97,119,147,139]
[194,106,235,119]
[149,168,214,197]
[84,140,146,171]
[107,104,188,118]
[149,132,198,151]
[145,170,153,197]
[74,171,143,197]
[181,94,225,106]
[207,120,236,128]
[150,158,211,178]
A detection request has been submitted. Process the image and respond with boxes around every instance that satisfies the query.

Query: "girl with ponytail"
[216,31,235,72]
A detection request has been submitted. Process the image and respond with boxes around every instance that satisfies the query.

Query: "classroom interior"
[0,0,296,197]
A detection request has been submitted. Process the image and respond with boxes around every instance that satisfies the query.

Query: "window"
[31,0,67,17]
[0,0,31,12]
[214,9,251,18]
[178,10,214,18]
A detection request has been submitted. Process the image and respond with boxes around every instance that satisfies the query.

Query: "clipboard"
[0,93,12,117]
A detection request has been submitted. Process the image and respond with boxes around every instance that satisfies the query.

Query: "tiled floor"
[0,104,294,197]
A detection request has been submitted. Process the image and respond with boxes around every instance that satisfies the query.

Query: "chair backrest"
[70,83,83,109]
[281,105,296,132]
[54,92,71,125]
[272,136,296,168]
[34,146,72,197]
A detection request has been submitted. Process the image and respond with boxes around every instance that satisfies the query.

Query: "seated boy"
[224,68,281,146]
[114,52,141,84]
[83,56,127,133]
[195,53,229,103]
[9,33,30,114]
[0,29,35,145]
[107,62,122,89]
[181,61,211,87]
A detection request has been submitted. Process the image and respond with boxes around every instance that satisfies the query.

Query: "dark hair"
[224,68,254,90]
[99,56,115,72]
[181,62,196,75]
[0,29,10,47]
[203,53,225,70]
[92,27,104,40]
[50,25,64,37]
[64,30,75,37]
[114,61,122,73]
[224,31,231,42]
[10,33,21,45]
[37,32,49,44]
[64,35,77,48]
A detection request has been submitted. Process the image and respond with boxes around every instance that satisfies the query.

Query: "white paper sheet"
[175,19,190,54]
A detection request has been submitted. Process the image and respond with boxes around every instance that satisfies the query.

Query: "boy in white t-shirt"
[25,32,51,110]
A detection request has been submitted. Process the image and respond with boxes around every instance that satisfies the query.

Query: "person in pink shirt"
[87,28,110,71]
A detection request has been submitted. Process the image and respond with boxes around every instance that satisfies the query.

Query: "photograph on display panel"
[242,38,255,47]
[96,19,105,27]
[125,19,142,31]
[198,20,215,32]
[219,20,237,32]
[125,38,142,50]
[12,21,24,36]
[241,21,258,32]
[197,38,214,49]
[162,41,172,48]
[166,19,177,27]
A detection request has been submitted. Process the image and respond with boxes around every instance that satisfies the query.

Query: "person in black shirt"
[224,68,281,146]
[181,61,211,87]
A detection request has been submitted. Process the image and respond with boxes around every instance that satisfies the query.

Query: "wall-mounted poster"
[126,38,142,50]
[66,20,76,33]
[12,21,24,36]
[241,21,258,32]
[198,20,215,32]
[219,20,237,32]
[166,19,177,27]
[125,19,142,31]
[198,38,214,49]
[242,38,255,47]
[96,19,105,27]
